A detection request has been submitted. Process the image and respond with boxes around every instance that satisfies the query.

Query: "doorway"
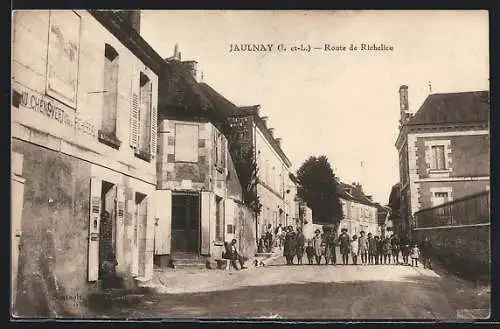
[99,181,117,285]
[171,194,200,254]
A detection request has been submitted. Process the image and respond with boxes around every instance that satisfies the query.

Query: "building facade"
[11,10,163,316]
[227,106,295,238]
[338,183,378,236]
[153,58,255,266]
[395,85,490,238]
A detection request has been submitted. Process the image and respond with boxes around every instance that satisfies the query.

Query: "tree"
[226,124,262,216]
[296,155,343,226]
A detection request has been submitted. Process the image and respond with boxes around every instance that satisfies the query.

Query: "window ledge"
[135,150,151,162]
[98,131,121,149]
[429,169,452,173]
[214,241,224,246]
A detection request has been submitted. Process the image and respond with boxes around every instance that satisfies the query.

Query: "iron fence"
[414,191,490,228]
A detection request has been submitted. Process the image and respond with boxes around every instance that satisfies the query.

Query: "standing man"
[275,224,284,250]
[338,228,351,265]
[312,229,323,265]
[368,233,377,265]
[265,224,273,253]
[295,227,306,265]
[325,228,337,265]
[358,231,369,265]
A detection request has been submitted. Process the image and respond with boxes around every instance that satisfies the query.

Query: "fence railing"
[414,191,490,228]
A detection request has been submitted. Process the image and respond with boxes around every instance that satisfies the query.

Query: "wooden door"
[171,194,200,253]
[11,174,25,311]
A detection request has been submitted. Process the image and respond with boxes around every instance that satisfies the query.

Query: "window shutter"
[154,190,172,255]
[201,191,211,255]
[150,83,157,158]
[129,92,139,148]
[115,185,125,272]
[221,137,226,169]
[88,177,102,282]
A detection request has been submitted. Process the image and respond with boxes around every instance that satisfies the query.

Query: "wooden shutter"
[201,191,211,255]
[129,70,139,148]
[88,177,102,282]
[150,83,157,158]
[221,136,226,169]
[115,185,125,272]
[154,190,172,255]
[224,199,233,239]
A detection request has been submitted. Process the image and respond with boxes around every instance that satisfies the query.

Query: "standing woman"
[295,227,306,265]
[288,226,297,265]
[339,228,351,265]
[312,229,323,265]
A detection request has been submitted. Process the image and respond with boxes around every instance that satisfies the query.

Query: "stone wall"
[413,224,490,281]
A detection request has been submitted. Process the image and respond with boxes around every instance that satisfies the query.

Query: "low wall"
[236,203,256,259]
[413,223,490,281]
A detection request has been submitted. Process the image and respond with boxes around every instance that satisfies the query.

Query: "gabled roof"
[408,91,489,126]
[338,182,374,206]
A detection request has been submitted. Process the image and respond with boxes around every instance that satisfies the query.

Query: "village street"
[92,251,490,320]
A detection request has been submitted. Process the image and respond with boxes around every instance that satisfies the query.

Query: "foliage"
[296,155,343,227]
[388,183,401,221]
[226,124,262,216]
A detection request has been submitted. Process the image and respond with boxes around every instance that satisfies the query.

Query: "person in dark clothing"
[257,234,266,253]
[421,237,433,269]
[367,233,377,265]
[400,236,411,265]
[325,229,338,265]
[265,224,273,253]
[374,236,382,265]
[226,239,247,270]
[283,226,297,265]
[295,228,305,265]
[312,229,323,265]
[391,234,401,265]
[338,228,351,265]
[305,241,314,265]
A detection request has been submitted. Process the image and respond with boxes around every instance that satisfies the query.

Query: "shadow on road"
[91,274,490,320]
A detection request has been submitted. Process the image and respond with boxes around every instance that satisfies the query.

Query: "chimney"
[275,137,282,146]
[115,10,141,33]
[268,128,274,137]
[261,116,268,126]
[399,85,409,126]
[181,60,199,82]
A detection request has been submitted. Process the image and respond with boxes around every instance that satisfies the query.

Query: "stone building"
[153,57,256,267]
[11,10,163,316]
[395,85,490,238]
[337,182,378,236]
[226,106,296,238]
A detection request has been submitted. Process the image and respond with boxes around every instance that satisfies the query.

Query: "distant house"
[337,182,378,236]
[374,203,391,238]
[395,85,490,238]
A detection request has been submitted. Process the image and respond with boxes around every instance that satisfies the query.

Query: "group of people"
[262,225,433,268]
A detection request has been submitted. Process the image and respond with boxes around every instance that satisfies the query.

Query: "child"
[376,236,384,265]
[401,241,410,265]
[350,235,359,265]
[306,241,314,265]
[410,243,420,267]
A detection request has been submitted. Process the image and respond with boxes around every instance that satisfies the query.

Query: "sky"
[140,10,489,205]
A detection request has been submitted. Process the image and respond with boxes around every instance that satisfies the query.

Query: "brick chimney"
[399,85,409,126]
[114,10,141,33]
[181,60,199,82]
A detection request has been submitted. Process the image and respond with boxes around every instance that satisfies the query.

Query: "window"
[431,188,452,207]
[99,44,120,148]
[174,124,198,162]
[46,10,81,107]
[215,197,224,242]
[431,145,446,170]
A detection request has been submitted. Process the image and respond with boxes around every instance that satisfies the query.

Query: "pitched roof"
[408,91,490,126]
[338,182,374,206]
[158,60,214,114]
[198,82,240,119]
